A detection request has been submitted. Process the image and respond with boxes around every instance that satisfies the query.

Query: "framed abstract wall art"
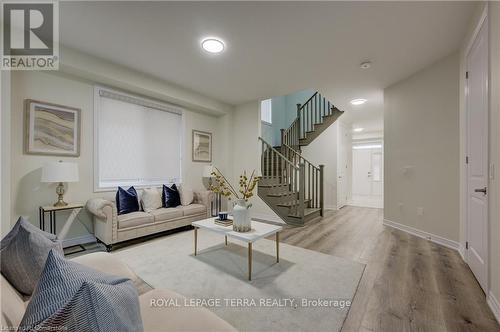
[24,99,81,157]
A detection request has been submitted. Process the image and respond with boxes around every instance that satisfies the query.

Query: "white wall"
[384,52,460,242]
[1,71,11,237]
[231,101,280,221]
[488,1,500,318]
[301,122,339,210]
[9,69,231,239]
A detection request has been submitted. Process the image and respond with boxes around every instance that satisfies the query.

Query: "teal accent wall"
[260,89,315,147]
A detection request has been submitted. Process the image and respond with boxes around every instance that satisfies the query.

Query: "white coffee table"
[192,218,283,280]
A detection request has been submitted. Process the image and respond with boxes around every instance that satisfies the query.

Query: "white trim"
[383,219,460,251]
[464,5,489,57]
[487,291,500,324]
[62,234,96,248]
[458,244,466,261]
[325,205,338,211]
[348,201,383,209]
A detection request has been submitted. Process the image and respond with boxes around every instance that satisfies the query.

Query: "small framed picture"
[24,99,81,157]
[192,130,212,162]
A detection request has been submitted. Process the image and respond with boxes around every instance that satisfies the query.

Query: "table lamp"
[203,165,215,179]
[41,161,79,207]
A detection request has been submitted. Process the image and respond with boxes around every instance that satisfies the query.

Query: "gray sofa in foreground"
[86,191,212,250]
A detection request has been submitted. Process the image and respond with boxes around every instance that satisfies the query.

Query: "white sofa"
[87,190,212,250]
[1,252,235,331]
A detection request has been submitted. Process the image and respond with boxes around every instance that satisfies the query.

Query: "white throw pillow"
[141,188,162,212]
[179,187,194,206]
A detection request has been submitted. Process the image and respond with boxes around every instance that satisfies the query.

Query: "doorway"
[350,141,383,208]
[465,15,489,293]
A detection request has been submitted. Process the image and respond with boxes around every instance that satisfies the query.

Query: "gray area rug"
[112,229,365,332]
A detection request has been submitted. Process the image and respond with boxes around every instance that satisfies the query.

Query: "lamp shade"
[203,165,215,178]
[41,161,79,183]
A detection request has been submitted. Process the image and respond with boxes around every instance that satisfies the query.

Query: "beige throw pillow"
[179,187,194,206]
[141,188,162,212]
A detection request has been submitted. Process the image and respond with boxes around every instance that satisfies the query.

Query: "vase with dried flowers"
[209,167,260,232]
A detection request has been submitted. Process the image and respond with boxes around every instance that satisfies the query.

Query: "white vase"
[233,199,252,232]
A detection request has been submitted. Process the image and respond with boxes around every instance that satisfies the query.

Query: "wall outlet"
[417,207,424,216]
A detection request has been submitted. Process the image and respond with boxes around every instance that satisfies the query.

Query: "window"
[94,87,182,190]
[260,99,272,124]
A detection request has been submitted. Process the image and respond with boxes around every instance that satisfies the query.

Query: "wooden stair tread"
[277,199,311,207]
[267,191,298,197]
[288,208,321,218]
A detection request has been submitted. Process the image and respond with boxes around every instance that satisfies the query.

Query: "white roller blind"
[95,87,182,189]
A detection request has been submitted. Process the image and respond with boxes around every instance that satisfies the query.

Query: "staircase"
[258,92,343,226]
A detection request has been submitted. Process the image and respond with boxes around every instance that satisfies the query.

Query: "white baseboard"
[62,234,96,248]
[383,219,460,251]
[487,291,500,324]
[325,205,338,211]
[458,244,466,261]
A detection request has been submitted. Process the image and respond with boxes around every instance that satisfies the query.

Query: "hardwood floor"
[278,206,499,332]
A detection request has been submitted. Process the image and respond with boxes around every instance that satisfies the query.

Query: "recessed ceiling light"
[360,61,371,69]
[353,128,364,132]
[350,98,367,106]
[201,38,225,54]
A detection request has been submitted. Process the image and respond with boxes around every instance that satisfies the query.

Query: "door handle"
[474,187,487,195]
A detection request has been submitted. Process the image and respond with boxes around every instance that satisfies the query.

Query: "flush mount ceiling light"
[360,61,371,69]
[201,38,225,54]
[350,98,367,106]
[353,128,364,132]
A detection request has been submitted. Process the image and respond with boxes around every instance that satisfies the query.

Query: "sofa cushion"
[141,188,162,213]
[162,184,181,208]
[181,204,206,216]
[118,212,154,229]
[116,186,140,215]
[179,186,194,206]
[20,250,143,332]
[1,274,26,329]
[71,252,138,282]
[139,289,235,332]
[1,217,56,250]
[0,220,63,295]
[149,208,183,222]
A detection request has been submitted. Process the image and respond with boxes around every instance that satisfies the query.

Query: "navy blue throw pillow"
[116,186,140,215]
[162,184,181,208]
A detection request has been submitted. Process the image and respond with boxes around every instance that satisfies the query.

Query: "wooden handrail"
[258,137,298,169]
[298,92,318,111]
[281,143,319,171]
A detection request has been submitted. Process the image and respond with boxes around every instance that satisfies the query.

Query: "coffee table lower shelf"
[192,218,282,281]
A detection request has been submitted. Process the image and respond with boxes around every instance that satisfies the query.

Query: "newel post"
[299,162,305,219]
[280,128,285,146]
[319,165,324,217]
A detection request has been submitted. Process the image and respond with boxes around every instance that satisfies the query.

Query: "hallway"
[279,206,499,331]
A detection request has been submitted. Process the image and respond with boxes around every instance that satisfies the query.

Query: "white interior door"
[352,149,371,196]
[351,143,383,208]
[466,18,489,292]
